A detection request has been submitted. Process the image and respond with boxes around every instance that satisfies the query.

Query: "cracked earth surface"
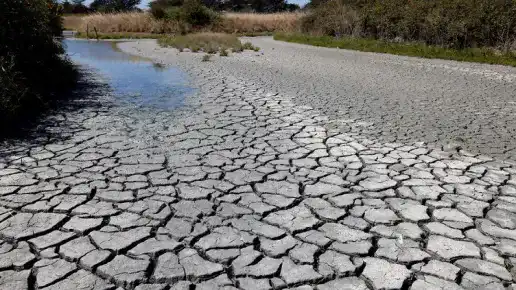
[1,39,516,290]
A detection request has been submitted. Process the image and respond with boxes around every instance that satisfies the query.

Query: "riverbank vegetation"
[1,0,77,134]
[282,0,516,65]
[275,33,516,66]
[159,33,259,54]
[63,0,516,66]
[64,11,301,35]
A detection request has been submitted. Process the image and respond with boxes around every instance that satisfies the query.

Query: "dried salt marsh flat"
[1,38,516,290]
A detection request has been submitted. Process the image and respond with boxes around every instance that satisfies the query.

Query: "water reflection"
[64,40,193,110]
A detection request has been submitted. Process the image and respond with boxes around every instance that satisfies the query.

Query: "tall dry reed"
[67,12,181,34]
[64,12,302,34]
[218,12,301,33]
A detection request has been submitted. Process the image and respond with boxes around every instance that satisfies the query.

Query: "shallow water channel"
[64,39,193,110]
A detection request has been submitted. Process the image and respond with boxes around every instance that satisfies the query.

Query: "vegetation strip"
[159,33,259,54]
[274,33,516,67]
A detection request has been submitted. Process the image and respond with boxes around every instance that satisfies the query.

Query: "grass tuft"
[202,54,212,61]
[274,33,516,67]
[219,49,229,56]
[159,33,259,54]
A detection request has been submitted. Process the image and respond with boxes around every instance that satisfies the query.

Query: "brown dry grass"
[63,12,301,35]
[218,12,302,33]
[65,12,181,34]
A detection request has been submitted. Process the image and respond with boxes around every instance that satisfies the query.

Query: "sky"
[82,0,309,8]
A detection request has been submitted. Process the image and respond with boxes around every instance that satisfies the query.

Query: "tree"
[90,0,141,12]
[62,0,90,14]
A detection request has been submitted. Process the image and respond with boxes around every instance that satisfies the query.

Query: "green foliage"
[159,33,259,53]
[181,0,219,26]
[62,1,90,14]
[274,33,516,66]
[219,49,229,56]
[150,0,183,19]
[90,0,141,12]
[303,0,516,50]
[150,0,219,27]
[0,0,77,133]
[242,41,259,51]
[202,54,212,61]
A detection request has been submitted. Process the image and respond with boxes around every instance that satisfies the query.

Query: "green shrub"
[302,0,516,50]
[219,49,229,56]
[181,0,219,26]
[301,0,361,37]
[0,0,77,134]
[165,6,183,21]
[202,54,212,61]
[150,0,220,27]
[150,5,166,19]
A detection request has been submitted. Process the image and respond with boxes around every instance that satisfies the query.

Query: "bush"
[181,0,219,26]
[301,0,360,37]
[0,0,77,133]
[150,0,219,27]
[302,0,516,50]
[159,32,258,52]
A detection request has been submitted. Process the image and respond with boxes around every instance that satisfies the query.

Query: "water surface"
[64,40,193,110]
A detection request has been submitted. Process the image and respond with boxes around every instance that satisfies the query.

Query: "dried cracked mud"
[1,39,516,290]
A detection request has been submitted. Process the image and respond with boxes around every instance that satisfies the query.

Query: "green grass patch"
[158,33,259,53]
[75,32,163,39]
[274,33,516,67]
